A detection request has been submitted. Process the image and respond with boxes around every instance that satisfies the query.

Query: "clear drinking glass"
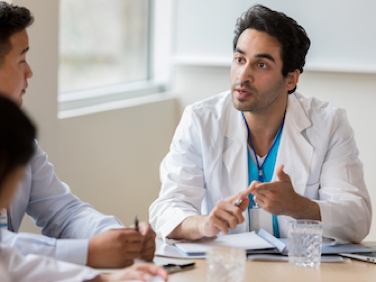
[206,247,246,282]
[288,220,323,268]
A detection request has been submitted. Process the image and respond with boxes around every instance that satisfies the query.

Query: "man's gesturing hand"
[198,186,252,238]
[250,164,321,220]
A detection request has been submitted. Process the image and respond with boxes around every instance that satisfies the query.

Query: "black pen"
[134,215,139,232]
[163,262,195,274]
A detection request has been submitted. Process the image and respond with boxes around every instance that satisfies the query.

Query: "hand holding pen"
[194,186,252,238]
[134,215,139,232]
[133,216,156,262]
[87,227,143,268]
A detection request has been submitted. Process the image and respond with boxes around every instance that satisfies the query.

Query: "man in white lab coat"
[0,1,156,268]
[149,5,371,243]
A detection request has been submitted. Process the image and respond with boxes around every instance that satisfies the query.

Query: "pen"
[134,215,139,232]
[234,199,242,207]
[163,263,195,274]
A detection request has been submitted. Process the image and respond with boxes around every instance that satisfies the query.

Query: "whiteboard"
[173,0,376,73]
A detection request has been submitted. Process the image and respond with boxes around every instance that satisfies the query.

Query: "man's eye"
[258,63,267,68]
[235,57,243,63]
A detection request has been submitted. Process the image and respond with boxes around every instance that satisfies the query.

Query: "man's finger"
[238,197,249,211]
[209,214,230,234]
[276,164,292,183]
[247,181,260,194]
[231,182,258,204]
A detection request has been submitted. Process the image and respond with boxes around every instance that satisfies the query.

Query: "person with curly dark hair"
[150,5,371,244]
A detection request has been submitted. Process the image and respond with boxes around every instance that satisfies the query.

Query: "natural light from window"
[58,0,149,94]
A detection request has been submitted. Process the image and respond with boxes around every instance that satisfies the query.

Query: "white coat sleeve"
[0,245,99,282]
[314,109,372,243]
[7,141,124,264]
[149,107,207,239]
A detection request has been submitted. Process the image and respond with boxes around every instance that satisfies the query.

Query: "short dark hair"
[0,1,34,65]
[0,95,36,188]
[233,5,310,93]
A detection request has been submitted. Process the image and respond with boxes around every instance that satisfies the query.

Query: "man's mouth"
[235,88,252,99]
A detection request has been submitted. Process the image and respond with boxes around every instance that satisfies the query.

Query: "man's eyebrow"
[255,53,275,63]
[20,47,29,55]
[234,47,246,55]
[234,48,276,63]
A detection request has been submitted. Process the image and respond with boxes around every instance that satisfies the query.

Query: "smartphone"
[163,262,195,274]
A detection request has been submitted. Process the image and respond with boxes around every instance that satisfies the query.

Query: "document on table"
[156,228,372,261]
[247,254,351,263]
[277,238,372,255]
[173,231,278,257]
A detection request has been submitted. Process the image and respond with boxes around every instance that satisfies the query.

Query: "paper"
[277,238,372,255]
[174,231,276,256]
[155,238,204,259]
[156,230,371,259]
[247,254,350,263]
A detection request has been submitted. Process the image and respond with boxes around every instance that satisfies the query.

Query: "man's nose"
[238,64,253,83]
[26,62,33,78]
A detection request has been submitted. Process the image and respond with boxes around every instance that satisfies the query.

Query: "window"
[59,0,150,94]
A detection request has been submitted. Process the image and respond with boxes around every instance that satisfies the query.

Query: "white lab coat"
[149,91,371,243]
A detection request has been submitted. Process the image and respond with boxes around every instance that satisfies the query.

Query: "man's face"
[0,29,33,107]
[230,28,293,113]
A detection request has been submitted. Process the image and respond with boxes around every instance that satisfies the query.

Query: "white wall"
[56,97,178,226]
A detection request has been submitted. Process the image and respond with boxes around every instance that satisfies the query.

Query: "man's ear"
[285,69,300,92]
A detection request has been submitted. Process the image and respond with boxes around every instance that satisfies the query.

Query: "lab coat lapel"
[222,106,249,196]
[274,94,313,195]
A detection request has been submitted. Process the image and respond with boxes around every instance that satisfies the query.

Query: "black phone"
[163,262,195,274]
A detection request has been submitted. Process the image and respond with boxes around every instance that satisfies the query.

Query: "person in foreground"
[0,1,155,268]
[0,96,168,282]
[150,5,371,243]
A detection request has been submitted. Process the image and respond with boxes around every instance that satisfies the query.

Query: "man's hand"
[199,189,250,237]
[168,187,252,240]
[89,263,168,282]
[137,222,156,261]
[250,164,321,220]
[87,228,142,268]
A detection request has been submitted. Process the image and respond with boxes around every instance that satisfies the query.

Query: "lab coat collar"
[222,92,313,196]
[222,97,249,196]
[274,93,313,195]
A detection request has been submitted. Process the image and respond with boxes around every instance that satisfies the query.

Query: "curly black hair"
[0,2,34,65]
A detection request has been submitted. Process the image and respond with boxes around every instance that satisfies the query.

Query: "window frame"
[57,0,173,113]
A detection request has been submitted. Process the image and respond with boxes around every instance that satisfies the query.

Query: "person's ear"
[285,69,300,92]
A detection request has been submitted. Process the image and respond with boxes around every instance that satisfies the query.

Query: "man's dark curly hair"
[0,2,34,65]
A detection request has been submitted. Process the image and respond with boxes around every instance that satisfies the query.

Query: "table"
[153,240,376,281]
[166,258,376,282]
